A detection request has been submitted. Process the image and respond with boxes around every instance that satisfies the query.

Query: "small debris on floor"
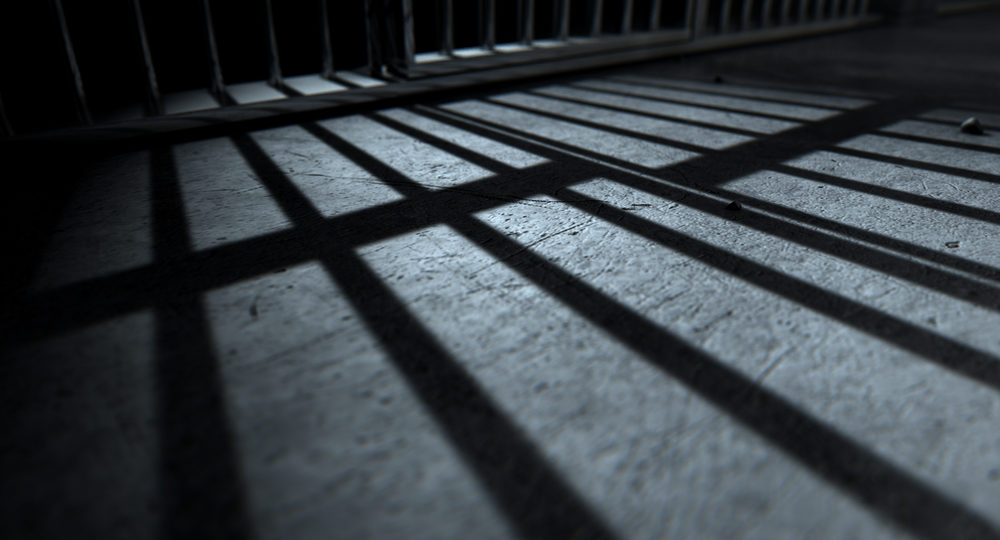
[960,117,983,135]
[726,201,742,211]
[945,241,960,248]
[713,75,724,83]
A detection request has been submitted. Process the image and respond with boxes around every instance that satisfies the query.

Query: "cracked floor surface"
[3,9,1000,540]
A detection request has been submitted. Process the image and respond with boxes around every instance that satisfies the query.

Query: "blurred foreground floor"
[3,9,1000,540]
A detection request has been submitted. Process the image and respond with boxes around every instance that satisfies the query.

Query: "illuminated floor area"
[4,10,1000,540]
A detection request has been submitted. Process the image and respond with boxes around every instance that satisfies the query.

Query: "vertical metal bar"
[719,0,733,32]
[526,0,535,44]
[761,0,774,26]
[400,0,415,72]
[798,0,809,21]
[482,0,496,48]
[649,0,662,31]
[590,0,604,36]
[131,0,162,116]
[516,0,524,42]
[621,0,634,34]
[51,0,91,125]
[846,0,858,16]
[263,0,283,87]
[200,0,227,103]
[520,0,535,44]
[367,0,412,77]
[321,0,334,78]
[551,0,558,36]
[693,0,710,37]
[0,92,12,137]
[859,0,869,14]
[684,0,695,36]
[364,0,382,77]
[440,0,454,54]
[814,0,827,19]
[741,0,753,29]
[780,0,792,23]
[830,0,843,17]
[558,0,570,39]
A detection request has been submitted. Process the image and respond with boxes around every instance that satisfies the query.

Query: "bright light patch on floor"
[617,75,875,110]
[319,115,495,189]
[249,125,406,218]
[452,47,493,58]
[378,107,549,169]
[173,138,292,251]
[480,178,1000,527]
[531,39,568,48]
[720,166,1000,280]
[414,51,451,63]
[491,90,754,150]
[282,74,348,96]
[781,150,1000,215]
[493,43,532,53]
[227,81,287,105]
[440,99,699,169]
[576,78,839,121]
[572,175,1000,359]
[880,119,1000,149]
[202,260,514,540]
[357,222,902,539]
[917,107,1000,129]
[568,79,801,134]
[532,83,787,137]
[837,134,1000,177]
[333,71,386,88]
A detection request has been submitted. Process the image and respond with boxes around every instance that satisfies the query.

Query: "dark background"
[0,0,688,134]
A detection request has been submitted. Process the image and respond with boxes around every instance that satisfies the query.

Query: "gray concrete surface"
[3,9,1000,540]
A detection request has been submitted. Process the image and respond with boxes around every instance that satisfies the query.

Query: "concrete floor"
[3,10,1000,540]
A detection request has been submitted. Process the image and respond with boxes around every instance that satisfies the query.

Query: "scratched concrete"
[3,9,1000,540]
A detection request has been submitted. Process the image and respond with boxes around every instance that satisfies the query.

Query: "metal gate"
[0,0,877,137]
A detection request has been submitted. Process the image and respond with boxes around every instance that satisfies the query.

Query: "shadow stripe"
[876,129,1000,155]
[4,155,594,345]
[829,145,1000,186]
[293,112,1000,537]
[571,80,814,123]
[150,147,252,540]
[913,115,1000,131]
[366,112,519,174]
[13,92,998,355]
[483,96,714,155]
[559,187,1000,391]
[607,75,855,111]
[446,211,1000,540]
[772,163,1000,230]
[229,132,619,540]
[527,87,762,137]
[374,104,1000,287]
[426,104,1000,312]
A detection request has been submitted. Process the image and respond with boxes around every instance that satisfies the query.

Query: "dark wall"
[0,0,372,133]
[0,0,691,135]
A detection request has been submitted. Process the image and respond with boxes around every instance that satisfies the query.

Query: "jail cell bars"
[1,0,873,135]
